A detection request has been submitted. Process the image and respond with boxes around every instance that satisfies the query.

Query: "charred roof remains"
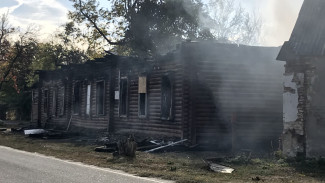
[278,0,325,158]
[32,42,284,151]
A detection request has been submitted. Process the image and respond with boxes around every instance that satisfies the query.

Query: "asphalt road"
[0,146,173,183]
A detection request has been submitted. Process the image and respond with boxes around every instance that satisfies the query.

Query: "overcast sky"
[0,0,304,46]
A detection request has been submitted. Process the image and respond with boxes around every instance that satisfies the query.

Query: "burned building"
[277,0,325,157]
[32,42,284,151]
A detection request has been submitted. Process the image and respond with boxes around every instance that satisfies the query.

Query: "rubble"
[93,134,190,156]
[203,158,234,174]
[252,176,263,181]
[23,129,70,139]
[11,127,26,133]
[208,163,234,174]
[136,144,160,151]
[0,128,7,132]
[94,146,116,153]
[24,129,47,135]
[145,139,188,153]
[43,131,70,139]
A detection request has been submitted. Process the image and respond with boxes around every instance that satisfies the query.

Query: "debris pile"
[145,139,188,153]
[207,162,234,174]
[204,157,235,174]
[117,135,137,157]
[94,134,189,157]
[23,129,70,139]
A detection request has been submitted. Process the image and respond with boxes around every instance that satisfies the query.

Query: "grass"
[0,130,325,182]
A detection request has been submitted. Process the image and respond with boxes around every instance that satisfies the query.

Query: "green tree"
[0,12,89,120]
[0,13,38,120]
[32,42,88,70]
[0,12,38,92]
[205,0,261,45]
[68,0,261,57]
[68,0,214,57]
[56,21,102,59]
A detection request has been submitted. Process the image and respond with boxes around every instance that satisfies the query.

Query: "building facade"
[277,0,325,157]
[33,42,284,151]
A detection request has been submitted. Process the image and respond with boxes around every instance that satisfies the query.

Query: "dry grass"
[0,131,325,183]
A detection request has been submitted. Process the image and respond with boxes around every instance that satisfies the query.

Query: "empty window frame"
[138,76,147,117]
[119,77,128,117]
[52,90,57,117]
[43,89,49,114]
[96,81,105,115]
[32,90,38,104]
[58,86,65,116]
[86,84,91,116]
[73,82,81,114]
[161,75,173,120]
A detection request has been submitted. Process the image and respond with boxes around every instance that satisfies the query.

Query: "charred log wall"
[182,42,284,151]
[40,78,68,129]
[66,62,113,131]
[305,59,325,157]
[112,61,187,138]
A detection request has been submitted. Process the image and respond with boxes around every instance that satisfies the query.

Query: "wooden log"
[94,146,116,153]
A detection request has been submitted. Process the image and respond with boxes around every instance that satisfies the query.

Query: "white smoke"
[259,0,304,46]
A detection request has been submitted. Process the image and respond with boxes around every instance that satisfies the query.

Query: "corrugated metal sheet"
[278,0,325,61]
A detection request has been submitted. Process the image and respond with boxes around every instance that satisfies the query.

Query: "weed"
[0,132,324,183]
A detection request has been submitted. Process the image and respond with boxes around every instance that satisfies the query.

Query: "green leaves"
[68,0,261,56]
[0,12,89,120]
[68,0,210,57]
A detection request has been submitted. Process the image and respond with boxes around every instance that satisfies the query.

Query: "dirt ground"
[0,121,325,183]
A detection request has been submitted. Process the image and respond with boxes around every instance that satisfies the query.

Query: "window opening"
[44,90,49,114]
[52,90,56,116]
[119,78,128,116]
[73,82,80,114]
[161,76,172,120]
[86,84,91,115]
[58,86,65,116]
[138,76,147,117]
[96,81,105,115]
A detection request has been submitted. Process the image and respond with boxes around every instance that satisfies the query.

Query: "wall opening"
[96,81,105,115]
[138,76,147,117]
[161,75,173,120]
[58,85,65,116]
[52,90,56,117]
[44,89,49,114]
[119,78,128,117]
[73,82,80,115]
[86,84,91,116]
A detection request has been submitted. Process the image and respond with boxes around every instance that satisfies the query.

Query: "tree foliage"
[57,21,102,59]
[0,13,37,120]
[205,0,261,45]
[0,12,88,120]
[68,0,261,57]
[0,12,38,92]
[68,0,214,56]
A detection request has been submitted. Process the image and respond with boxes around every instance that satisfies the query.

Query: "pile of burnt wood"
[95,135,188,157]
